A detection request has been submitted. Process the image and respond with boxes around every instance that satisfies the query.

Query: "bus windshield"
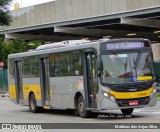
[101,52,155,84]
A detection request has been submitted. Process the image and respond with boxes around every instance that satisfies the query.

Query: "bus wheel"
[78,96,90,118]
[121,108,134,115]
[29,94,39,113]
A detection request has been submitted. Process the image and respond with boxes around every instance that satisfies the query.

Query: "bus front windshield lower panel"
[100,52,155,84]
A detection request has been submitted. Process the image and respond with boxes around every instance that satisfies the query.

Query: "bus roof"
[36,39,91,50]
[8,38,150,59]
[8,40,100,59]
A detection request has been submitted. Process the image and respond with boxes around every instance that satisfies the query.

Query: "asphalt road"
[0,96,160,131]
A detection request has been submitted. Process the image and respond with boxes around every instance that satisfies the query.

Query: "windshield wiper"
[132,53,142,77]
[124,58,128,80]
[134,53,142,69]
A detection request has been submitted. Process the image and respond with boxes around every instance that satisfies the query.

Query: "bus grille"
[110,81,153,92]
[116,97,150,107]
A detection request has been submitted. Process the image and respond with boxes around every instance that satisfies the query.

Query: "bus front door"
[14,60,23,104]
[40,57,51,106]
[85,52,97,108]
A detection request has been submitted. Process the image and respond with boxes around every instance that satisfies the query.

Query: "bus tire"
[121,108,134,115]
[78,96,90,118]
[29,93,41,113]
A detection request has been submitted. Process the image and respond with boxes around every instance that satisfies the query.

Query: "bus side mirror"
[155,77,160,92]
[97,59,103,77]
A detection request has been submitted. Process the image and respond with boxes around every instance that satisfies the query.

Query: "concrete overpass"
[0,0,160,43]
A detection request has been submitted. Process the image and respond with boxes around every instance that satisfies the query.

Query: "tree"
[0,37,42,68]
[0,0,13,26]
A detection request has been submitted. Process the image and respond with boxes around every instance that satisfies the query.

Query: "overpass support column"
[152,43,160,78]
[4,38,11,43]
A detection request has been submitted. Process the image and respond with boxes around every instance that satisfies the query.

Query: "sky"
[10,0,55,10]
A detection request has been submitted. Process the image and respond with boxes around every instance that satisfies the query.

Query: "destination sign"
[106,42,144,50]
[100,40,151,51]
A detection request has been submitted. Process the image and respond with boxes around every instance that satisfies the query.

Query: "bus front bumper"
[101,93,157,110]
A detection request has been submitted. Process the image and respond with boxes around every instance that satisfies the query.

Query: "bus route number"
[138,92,147,97]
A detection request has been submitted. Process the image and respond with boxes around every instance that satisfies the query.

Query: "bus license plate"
[129,100,138,106]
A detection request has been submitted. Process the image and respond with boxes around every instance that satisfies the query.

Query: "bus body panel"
[9,79,17,104]
[8,39,157,114]
[100,91,157,110]
[9,78,43,107]
[148,93,157,106]
[22,78,42,106]
[8,41,100,110]
[50,77,64,108]
[63,76,85,109]
[101,97,157,110]
[50,76,85,109]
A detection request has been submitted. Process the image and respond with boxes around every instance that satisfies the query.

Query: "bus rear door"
[40,57,51,106]
[14,59,23,104]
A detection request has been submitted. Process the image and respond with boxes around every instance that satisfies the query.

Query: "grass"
[0,91,6,94]
[157,93,160,98]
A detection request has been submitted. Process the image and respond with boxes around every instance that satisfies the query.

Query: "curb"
[157,98,160,101]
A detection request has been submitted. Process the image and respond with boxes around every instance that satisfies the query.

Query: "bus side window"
[71,51,83,76]
[142,53,153,76]
[54,66,59,77]
[49,53,60,77]
[59,53,70,76]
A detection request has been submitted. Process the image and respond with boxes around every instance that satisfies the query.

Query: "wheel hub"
[30,99,35,110]
[79,101,85,113]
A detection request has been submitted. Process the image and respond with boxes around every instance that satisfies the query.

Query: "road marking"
[0,100,9,103]
[134,109,160,114]
[0,100,13,104]
[74,118,94,120]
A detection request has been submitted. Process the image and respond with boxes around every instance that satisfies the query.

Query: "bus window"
[22,56,40,78]
[71,51,83,76]
[101,52,155,84]
[141,53,153,76]
[22,58,30,78]
[59,53,70,76]
[49,52,71,76]
[49,54,60,77]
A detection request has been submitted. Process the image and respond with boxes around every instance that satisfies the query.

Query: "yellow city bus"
[8,38,157,118]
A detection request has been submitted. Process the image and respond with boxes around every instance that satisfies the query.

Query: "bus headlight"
[103,92,109,98]
[150,89,156,99]
[103,92,116,102]
[110,95,116,102]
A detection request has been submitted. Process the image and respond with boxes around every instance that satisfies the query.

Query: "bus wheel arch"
[74,92,82,115]
[74,92,90,118]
